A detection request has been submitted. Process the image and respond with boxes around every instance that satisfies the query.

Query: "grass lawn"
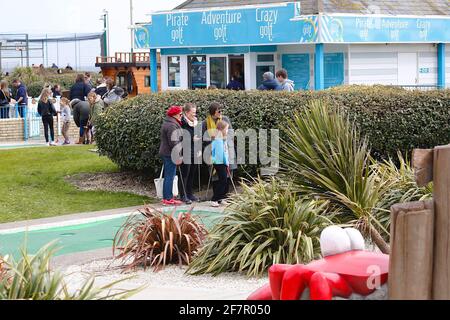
[0,145,152,223]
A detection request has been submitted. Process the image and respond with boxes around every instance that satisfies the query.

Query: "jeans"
[79,119,88,137]
[17,105,25,118]
[212,164,229,202]
[42,115,54,143]
[0,106,9,119]
[162,156,177,201]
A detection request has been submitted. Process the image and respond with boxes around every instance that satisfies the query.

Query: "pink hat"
[167,106,183,117]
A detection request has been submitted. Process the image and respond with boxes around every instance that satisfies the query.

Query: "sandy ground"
[63,258,267,300]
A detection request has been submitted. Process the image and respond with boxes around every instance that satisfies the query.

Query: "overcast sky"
[0,0,185,70]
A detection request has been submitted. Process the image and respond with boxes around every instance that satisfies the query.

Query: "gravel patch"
[62,258,267,300]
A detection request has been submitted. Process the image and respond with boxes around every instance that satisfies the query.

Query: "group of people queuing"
[0,71,125,146]
[0,79,29,119]
[159,102,235,208]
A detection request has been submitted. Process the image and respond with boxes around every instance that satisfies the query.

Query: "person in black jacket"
[70,74,91,101]
[0,80,15,119]
[37,88,57,146]
[159,106,184,206]
[70,98,91,144]
[179,103,202,204]
[257,72,282,91]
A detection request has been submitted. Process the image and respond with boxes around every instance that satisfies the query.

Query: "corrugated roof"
[174,0,449,15]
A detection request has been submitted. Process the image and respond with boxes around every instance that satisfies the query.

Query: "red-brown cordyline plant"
[113,206,208,272]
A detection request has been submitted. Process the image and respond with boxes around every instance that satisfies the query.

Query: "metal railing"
[392,85,442,91]
[96,52,150,64]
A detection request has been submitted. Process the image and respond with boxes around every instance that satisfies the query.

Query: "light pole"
[130,0,134,54]
[100,9,110,57]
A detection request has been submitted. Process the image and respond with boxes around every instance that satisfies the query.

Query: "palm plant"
[0,242,140,300]
[187,178,331,277]
[374,153,433,239]
[280,100,390,253]
[113,206,208,272]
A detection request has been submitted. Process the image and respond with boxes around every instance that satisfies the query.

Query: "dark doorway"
[228,55,245,90]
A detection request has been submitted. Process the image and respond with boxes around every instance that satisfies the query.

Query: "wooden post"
[389,201,434,300]
[432,145,450,299]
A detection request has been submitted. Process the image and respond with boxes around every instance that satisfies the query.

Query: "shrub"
[187,178,331,277]
[374,153,433,238]
[27,81,46,98]
[113,206,208,272]
[95,86,450,175]
[0,242,140,300]
[280,100,390,253]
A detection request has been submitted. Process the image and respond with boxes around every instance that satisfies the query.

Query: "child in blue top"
[211,120,230,207]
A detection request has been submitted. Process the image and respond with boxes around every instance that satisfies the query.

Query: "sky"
[0,0,186,71]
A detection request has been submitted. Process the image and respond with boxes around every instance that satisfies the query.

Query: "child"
[37,88,57,146]
[210,120,230,207]
[59,97,72,145]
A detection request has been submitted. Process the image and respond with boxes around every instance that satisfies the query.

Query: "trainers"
[220,200,230,206]
[162,199,175,206]
[188,195,200,202]
[210,201,220,208]
[172,199,184,206]
[181,197,193,205]
[50,142,57,146]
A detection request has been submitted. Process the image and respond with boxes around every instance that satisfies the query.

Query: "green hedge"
[95,86,450,175]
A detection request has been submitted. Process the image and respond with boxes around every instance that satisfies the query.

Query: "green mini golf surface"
[0,209,223,260]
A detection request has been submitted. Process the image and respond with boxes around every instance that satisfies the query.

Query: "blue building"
[134,0,450,92]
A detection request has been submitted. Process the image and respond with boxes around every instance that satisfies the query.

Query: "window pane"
[257,54,274,62]
[189,56,207,90]
[256,65,275,88]
[210,57,227,89]
[168,56,181,87]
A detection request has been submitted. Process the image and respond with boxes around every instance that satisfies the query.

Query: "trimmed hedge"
[95,86,450,175]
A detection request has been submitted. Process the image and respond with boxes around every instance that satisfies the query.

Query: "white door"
[398,53,418,85]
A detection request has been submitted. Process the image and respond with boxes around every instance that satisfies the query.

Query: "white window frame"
[207,54,229,89]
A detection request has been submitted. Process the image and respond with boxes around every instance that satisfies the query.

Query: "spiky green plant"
[187,178,331,277]
[374,153,433,239]
[280,100,390,253]
[113,206,208,272]
[0,242,141,300]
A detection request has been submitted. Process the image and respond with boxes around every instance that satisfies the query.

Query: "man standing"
[12,79,28,118]
[257,72,281,91]
[276,69,295,92]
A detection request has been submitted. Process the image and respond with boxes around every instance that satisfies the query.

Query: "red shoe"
[171,199,183,206]
[162,199,175,206]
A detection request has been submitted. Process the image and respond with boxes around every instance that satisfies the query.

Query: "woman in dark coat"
[179,103,202,204]
[37,88,57,146]
[70,98,91,144]
[159,106,184,206]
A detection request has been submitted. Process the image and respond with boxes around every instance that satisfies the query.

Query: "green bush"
[95,86,450,175]
[27,81,45,98]
[187,178,331,277]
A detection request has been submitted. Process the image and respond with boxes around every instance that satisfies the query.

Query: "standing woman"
[179,103,201,204]
[86,92,104,144]
[0,80,15,119]
[37,88,57,146]
[159,106,184,206]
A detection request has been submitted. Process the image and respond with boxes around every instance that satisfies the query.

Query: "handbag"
[154,166,179,199]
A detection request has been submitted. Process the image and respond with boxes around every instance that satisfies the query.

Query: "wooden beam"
[412,149,433,187]
[389,200,434,300]
[432,144,450,299]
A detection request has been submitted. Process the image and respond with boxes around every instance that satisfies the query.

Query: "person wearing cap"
[159,106,184,206]
[257,72,282,91]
